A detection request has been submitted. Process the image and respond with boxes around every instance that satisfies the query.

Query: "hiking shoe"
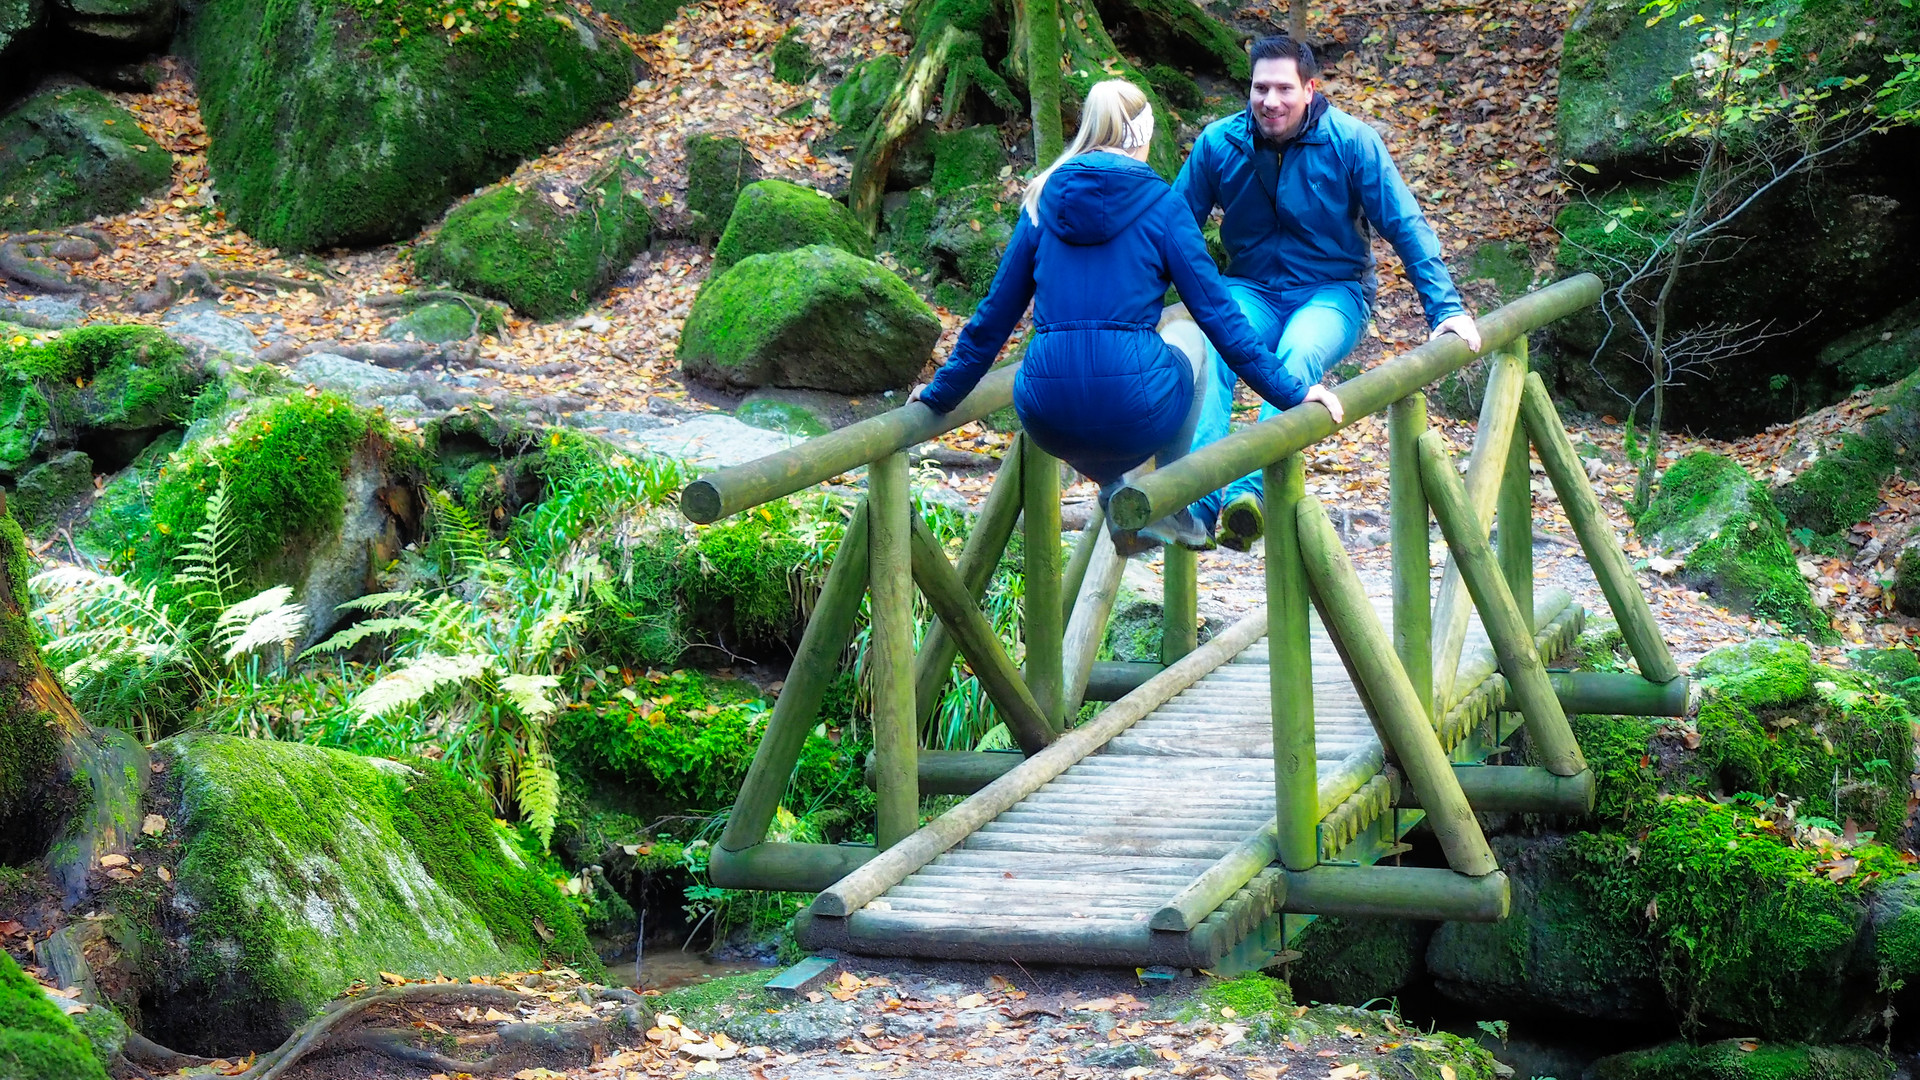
[1218,492,1264,552]
[1140,508,1215,552]
[1108,525,1162,558]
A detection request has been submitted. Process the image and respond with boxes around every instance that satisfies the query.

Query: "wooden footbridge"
[679,275,1688,971]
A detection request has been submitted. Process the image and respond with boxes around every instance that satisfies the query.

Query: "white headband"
[1121,110,1153,150]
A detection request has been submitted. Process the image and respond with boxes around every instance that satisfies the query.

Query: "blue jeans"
[1187,280,1369,531]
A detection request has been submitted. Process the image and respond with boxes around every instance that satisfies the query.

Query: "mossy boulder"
[127,734,595,1053]
[0,949,108,1080]
[1895,544,1920,616]
[685,132,757,236]
[11,449,93,530]
[593,0,682,34]
[769,28,817,83]
[1638,452,1827,638]
[183,0,635,251]
[711,179,871,275]
[1693,638,1814,709]
[0,84,171,232]
[1288,917,1425,1005]
[828,54,901,135]
[1587,1040,1894,1080]
[415,162,651,320]
[1822,298,1920,391]
[930,125,1006,195]
[383,298,501,343]
[1773,368,1920,541]
[0,323,202,479]
[54,0,175,51]
[679,245,939,393]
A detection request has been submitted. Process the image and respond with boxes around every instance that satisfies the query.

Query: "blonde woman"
[911,79,1342,551]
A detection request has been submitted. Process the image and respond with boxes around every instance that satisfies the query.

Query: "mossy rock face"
[12,449,93,530]
[1638,452,1827,638]
[0,949,108,1080]
[415,162,651,320]
[685,132,757,236]
[1895,544,1920,616]
[711,179,872,275]
[55,0,175,50]
[0,323,202,478]
[183,0,635,251]
[930,125,1006,195]
[1587,1039,1894,1080]
[1555,0,1707,169]
[384,299,497,343]
[1144,63,1203,111]
[927,181,1017,310]
[679,245,939,393]
[769,28,818,84]
[1427,834,1661,1022]
[0,84,172,232]
[735,397,829,436]
[1822,297,1920,390]
[0,0,43,84]
[1694,639,1815,709]
[1773,367,1920,541]
[828,54,901,135]
[593,0,682,34]
[1288,917,1425,1005]
[140,734,595,1053]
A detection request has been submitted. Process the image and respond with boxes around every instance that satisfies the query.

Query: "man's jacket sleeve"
[917,214,1041,413]
[1348,125,1468,329]
[1172,134,1218,227]
[1157,201,1307,411]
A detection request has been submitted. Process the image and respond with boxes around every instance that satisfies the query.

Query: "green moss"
[1556,179,1693,282]
[594,0,683,33]
[1571,712,1661,819]
[72,430,180,568]
[0,84,173,232]
[384,298,502,343]
[0,323,199,475]
[185,0,634,251]
[1588,1039,1893,1080]
[141,392,367,589]
[10,450,92,532]
[712,180,871,275]
[654,970,779,1030]
[1639,452,1829,639]
[686,133,755,236]
[1776,433,1897,538]
[416,161,651,320]
[1289,917,1424,1003]
[1198,972,1292,1015]
[735,398,829,436]
[1695,639,1816,709]
[159,734,595,1043]
[929,125,1006,196]
[1143,63,1203,111]
[880,187,940,282]
[679,245,938,393]
[0,949,108,1080]
[828,55,902,135]
[770,28,818,84]
[64,1003,128,1071]
[1466,241,1534,303]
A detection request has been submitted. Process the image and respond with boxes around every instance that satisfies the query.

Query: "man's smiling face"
[1249,56,1316,141]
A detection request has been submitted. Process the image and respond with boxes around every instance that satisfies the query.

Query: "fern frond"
[499,672,560,722]
[516,754,560,851]
[173,479,243,608]
[352,652,495,718]
[332,590,426,615]
[523,604,576,662]
[301,616,428,658]
[220,603,309,663]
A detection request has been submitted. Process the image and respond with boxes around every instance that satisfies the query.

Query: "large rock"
[119,734,596,1054]
[711,179,871,274]
[0,323,202,478]
[678,244,939,393]
[51,0,174,52]
[828,55,901,136]
[0,84,172,232]
[183,0,635,251]
[685,132,757,237]
[1637,452,1827,638]
[415,162,651,320]
[0,0,43,92]
[1545,0,1920,434]
[1587,1040,1893,1080]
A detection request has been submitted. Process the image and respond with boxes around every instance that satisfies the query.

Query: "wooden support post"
[868,453,918,850]
[1281,865,1510,922]
[720,505,870,854]
[1060,506,1102,625]
[1162,545,1198,664]
[864,748,1024,796]
[1024,441,1065,727]
[1388,394,1431,720]
[1550,671,1690,716]
[1431,344,1526,707]
[1084,661,1163,701]
[710,841,877,892]
[1499,409,1534,617]
[1520,374,1682,684]
[1396,765,1595,816]
[1417,430,1587,777]
[1267,455,1317,872]
[914,442,1025,730]
[1296,497,1499,877]
[1061,528,1126,721]
[908,517,1057,755]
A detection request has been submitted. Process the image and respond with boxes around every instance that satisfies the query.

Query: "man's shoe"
[1140,509,1215,552]
[1108,526,1162,558]
[1218,493,1264,552]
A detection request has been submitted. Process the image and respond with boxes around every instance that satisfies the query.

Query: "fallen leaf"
[380,971,407,985]
[141,814,167,836]
[956,993,987,1008]
[98,854,128,869]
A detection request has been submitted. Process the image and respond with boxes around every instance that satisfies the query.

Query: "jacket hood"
[1035,154,1167,245]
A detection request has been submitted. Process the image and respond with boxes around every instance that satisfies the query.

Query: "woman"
[910,79,1343,551]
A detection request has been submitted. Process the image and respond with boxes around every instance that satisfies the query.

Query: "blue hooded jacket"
[1174,104,1467,328]
[917,152,1307,482]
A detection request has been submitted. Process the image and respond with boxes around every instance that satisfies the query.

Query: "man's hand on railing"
[1305,384,1345,425]
[1431,314,1483,353]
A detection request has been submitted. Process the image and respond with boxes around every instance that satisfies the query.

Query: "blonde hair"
[1021,80,1155,226]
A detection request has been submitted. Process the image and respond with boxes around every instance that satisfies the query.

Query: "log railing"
[687,272,1689,920]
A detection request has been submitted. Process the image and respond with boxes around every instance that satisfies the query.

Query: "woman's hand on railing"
[907,383,927,405]
[1304,384,1345,425]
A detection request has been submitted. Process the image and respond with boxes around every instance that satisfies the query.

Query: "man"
[1173,34,1481,550]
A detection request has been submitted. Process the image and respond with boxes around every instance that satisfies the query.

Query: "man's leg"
[1180,282,1286,533]
[1213,284,1370,550]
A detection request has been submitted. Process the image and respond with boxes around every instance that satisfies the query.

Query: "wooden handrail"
[1107,274,1603,531]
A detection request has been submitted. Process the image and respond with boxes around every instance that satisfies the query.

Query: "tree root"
[255,338,479,370]
[131,263,338,314]
[230,984,524,1080]
[362,288,499,311]
[0,232,94,294]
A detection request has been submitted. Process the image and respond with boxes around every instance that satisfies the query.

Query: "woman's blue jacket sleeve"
[916,215,1040,413]
[1153,200,1307,411]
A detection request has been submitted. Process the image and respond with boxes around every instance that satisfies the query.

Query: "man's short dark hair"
[1249,35,1320,80]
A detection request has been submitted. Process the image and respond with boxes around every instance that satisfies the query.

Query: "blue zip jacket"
[1174,103,1467,329]
[917,152,1307,483]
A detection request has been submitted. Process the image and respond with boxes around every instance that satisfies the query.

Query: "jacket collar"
[1225,95,1332,153]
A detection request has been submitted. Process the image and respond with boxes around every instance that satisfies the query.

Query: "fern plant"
[31,479,309,740]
